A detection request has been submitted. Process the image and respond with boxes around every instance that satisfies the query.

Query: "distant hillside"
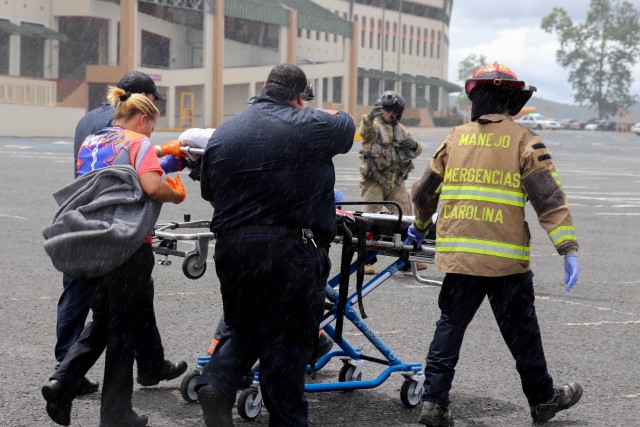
[527,97,640,121]
[449,95,640,122]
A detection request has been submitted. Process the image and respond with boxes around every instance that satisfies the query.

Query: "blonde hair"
[107,86,160,122]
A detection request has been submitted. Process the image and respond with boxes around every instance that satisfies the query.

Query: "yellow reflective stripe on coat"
[549,225,577,246]
[440,185,525,207]
[551,171,562,186]
[436,237,530,261]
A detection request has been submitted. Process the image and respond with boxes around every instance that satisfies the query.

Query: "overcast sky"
[448,0,640,105]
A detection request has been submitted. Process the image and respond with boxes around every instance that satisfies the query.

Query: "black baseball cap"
[117,71,166,101]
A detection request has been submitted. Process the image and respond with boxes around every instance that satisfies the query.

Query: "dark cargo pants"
[197,232,330,426]
[423,271,555,406]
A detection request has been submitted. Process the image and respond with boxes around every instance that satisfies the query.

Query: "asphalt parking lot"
[0,127,639,426]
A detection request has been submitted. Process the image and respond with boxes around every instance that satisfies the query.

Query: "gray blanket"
[42,165,162,278]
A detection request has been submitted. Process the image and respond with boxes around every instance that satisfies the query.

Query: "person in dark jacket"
[197,63,355,427]
[54,71,186,396]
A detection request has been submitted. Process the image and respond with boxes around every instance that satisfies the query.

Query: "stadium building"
[0,0,458,136]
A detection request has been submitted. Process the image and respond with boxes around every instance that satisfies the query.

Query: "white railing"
[0,75,57,106]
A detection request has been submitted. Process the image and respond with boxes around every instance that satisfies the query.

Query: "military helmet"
[465,62,535,101]
[377,90,405,120]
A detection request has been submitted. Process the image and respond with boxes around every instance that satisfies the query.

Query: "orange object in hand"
[158,140,186,157]
[166,174,186,204]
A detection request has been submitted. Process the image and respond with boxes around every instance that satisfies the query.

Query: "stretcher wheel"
[338,364,362,382]
[400,379,422,408]
[180,371,200,403]
[182,252,206,279]
[238,387,262,420]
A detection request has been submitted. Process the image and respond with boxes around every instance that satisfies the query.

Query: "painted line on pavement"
[565,320,640,326]
[0,213,29,220]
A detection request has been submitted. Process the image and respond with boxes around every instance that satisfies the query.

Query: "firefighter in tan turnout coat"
[405,62,583,427]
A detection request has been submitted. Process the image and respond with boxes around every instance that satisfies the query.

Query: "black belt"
[216,225,330,247]
[216,225,303,240]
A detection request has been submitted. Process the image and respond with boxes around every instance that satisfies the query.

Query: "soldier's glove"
[155,140,187,158]
[564,255,579,292]
[403,224,426,250]
[367,106,384,121]
[399,138,418,151]
[166,174,186,204]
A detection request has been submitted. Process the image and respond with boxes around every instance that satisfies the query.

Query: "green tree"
[456,53,487,113]
[541,0,640,118]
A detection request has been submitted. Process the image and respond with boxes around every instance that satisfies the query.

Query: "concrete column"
[108,18,118,65]
[119,0,137,71]
[9,34,19,75]
[203,6,214,127]
[278,25,288,64]
[166,84,176,129]
[347,20,358,116]
[287,9,297,64]
[411,82,416,109]
[362,78,369,106]
[327,77,334,106]
[211,0,224,127]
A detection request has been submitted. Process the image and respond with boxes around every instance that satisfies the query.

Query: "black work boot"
[42,379,72,426]
[530,381,583,423]
[100,410,148,426]
[137,359,188,386]
[75,376,99,395]
[310,331,334,365]
[198,385,234,427]
[418,401,454,427]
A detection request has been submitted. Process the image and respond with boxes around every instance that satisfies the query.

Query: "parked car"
[515,114,562,130]
[632,122,640,136]
[597,121,616,131]
[585,120,601,131]
[569,120,586,130]
[559,119,578,129]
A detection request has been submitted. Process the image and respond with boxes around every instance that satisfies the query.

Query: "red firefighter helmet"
[465,62,533,100]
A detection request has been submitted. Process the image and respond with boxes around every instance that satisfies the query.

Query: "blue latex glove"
[564,256,579,292]
[160,155,184,173]
[403,224,426,250]
[334,188,344,209]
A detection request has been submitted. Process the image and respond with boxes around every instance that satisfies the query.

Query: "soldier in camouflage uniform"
[359,91,425,275]
[359,91,422,215]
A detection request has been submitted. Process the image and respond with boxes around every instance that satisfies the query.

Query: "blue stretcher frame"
[306,250,423,392]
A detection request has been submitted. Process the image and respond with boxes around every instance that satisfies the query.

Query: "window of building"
[141,30,169,68]
[377,19,382,49]
[357,76,365,104]
[322,77,329,103]
[369,77,380,102]
[384,21,389,51]
[370,17,375,48]
[402,24,406,54]
[361,16,366,48]
[225,17,279,49]
[401,81,411,104]
[430,29,435,58]
[409,26,413,55]
[20,36,44,77]
[392,22,397,53]
[437,30,441,59]
[0,32,9,74]
[333,76,343,104]
[423,28,428,57]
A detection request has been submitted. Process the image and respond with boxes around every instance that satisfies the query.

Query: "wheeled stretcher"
[153,204,442,418]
